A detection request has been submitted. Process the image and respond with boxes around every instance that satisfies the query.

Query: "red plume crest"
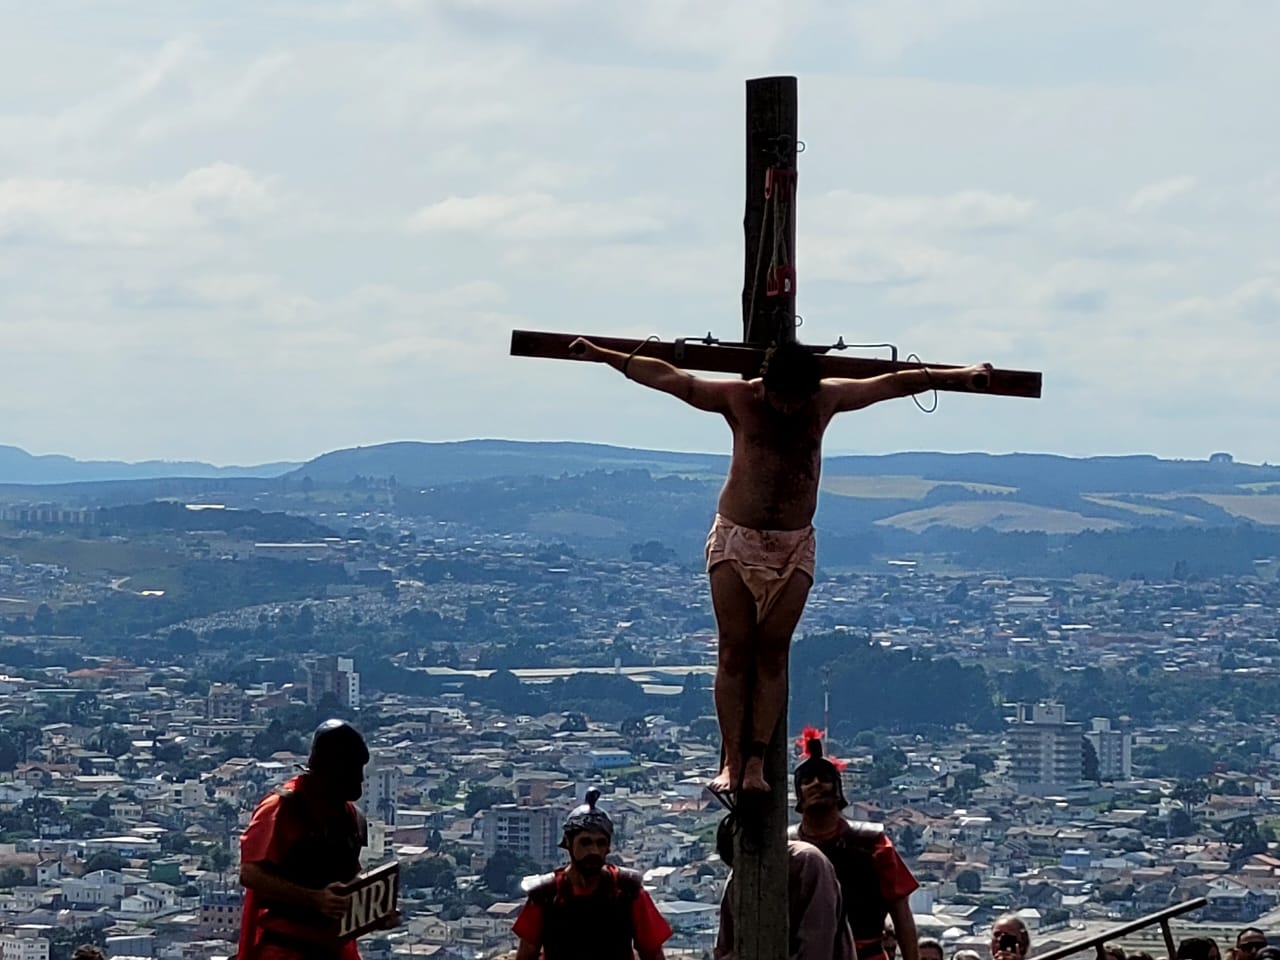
[795,726,847,769]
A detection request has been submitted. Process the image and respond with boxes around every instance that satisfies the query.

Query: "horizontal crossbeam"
[510,329,1042,399]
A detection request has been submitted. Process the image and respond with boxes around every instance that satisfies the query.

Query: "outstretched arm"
[569,337,739,413]
[822,363,992,414]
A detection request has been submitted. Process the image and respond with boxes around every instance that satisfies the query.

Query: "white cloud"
[1127,175,1196,213]
[814,189,1035,233]
[842,0,1015,64]
[0,164,274,245]
[407,192,666,241]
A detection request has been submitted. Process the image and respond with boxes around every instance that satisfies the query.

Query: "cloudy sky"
[3,1,1278,466]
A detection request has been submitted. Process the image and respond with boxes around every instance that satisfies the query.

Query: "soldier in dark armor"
[513,789,672,960]
[239,720,392,960]
[789,731,920,960]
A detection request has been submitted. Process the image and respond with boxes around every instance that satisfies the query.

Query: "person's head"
[307,719,369,801]
[1176,938,1221,960]
[760,341,821,414]
[955,951,983,960]
[72,948,105,960]
[561,788,613,878]
[1103,944,1127,960]
[794,729,848,815]
[1237,931,1268,957]
[919,938,945,960]
[1256,948,1280,960]
[883,918,898,960]
[991,916,1031,960]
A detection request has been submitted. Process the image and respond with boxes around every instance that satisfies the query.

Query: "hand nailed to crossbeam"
[510,330,1041,399]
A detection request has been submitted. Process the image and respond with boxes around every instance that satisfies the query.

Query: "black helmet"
[560,788,613,849]
[308,719,369,773]
[793,728,848,813]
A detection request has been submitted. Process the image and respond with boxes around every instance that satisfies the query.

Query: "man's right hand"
[568,337,605,361]
[312,883,352,920]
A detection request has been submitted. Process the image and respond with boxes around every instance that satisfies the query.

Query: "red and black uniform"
[512,865,672,960]
[239,774,368,960]
[791,820,918,960]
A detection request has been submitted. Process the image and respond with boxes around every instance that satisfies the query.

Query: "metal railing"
[1029,898,1207,960]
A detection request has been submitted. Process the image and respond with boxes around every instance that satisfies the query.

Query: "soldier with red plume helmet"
[790,729,921,960]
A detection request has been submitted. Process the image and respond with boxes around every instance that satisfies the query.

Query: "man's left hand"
[376,910,402,931]
[959,363,993,390]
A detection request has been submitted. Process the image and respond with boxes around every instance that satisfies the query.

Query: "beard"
[802,782,840,811]
[572,854,606,877]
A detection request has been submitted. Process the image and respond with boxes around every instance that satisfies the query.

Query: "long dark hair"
[761,341,820,398]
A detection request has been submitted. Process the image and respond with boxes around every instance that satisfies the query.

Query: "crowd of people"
[228,720,1276,960]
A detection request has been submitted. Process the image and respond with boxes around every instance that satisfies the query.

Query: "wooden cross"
[510,76,1042,960]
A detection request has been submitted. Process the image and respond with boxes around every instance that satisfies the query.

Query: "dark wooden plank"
[510,329,1043,399]
[742,75,798,349]
[736,74,794,960]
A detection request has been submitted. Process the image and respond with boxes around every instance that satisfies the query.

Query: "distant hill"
[287,439,727,485]
[285,439,1280,494]
[0,445,297,485]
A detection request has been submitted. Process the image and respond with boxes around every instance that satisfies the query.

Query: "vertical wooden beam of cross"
[730,75,796,960]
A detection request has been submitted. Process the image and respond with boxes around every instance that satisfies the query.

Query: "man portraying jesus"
[569,337,992,793]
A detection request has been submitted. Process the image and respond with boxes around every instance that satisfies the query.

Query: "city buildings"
[1009,702,1084,789]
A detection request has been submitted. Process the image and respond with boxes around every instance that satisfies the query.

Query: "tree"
[1224,817,1266,859]
[465,786,514,817]
[481,849,541,895]
[620,716,648,740]
[69,692,98,726]
[89,795,113,819]
[559,713,588,733]
[1082,737,1100,783]
[154,741,184,764]
[630,540,676,564]
[613,770,653,792]
[166,628,199,655]
[955,869,982,894]
[84,851,125,874]
[205,843,232,877]
[943,769,984,806]
[1171,779,1209,816]
[216,800,239,844]
[962,751,996,774]
[898,824,922,857]
[93,725,132,759]
[401,858,456,890]
[1167,808,1194,837]
[296,605,316,635]
[0,734,19,772]
[33,603,55,635]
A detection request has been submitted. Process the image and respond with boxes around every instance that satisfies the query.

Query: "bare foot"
[709,763,739,794]
[741,757,770,793]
